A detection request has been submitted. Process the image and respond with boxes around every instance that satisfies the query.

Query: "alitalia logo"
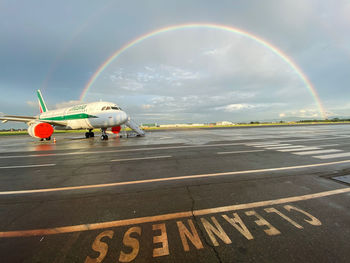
[69,105,87,112]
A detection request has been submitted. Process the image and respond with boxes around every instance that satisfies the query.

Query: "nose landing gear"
[101,128,108,140]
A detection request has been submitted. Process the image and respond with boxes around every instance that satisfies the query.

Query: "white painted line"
[293,149,342,155]
[314,152,350,159]
[0,143,245,159]
[277,144,340,152]
[278,147,320,152]
[1,187,349,238]
[253,144,291,148]
[217,150,265,154]
[0,164,56,169]
[315,144,340,147]
[278,137,349,143]
[110,156,172,162]
[2,159,350,195]
[246,142,279,146]
[266,145,305,150]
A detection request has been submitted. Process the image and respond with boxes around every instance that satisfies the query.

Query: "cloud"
[26,101,38,108]
[215,104,257,112]
[279,108,321,119]
[141,104,154,109]
[138,113,169,116]
[55,100,81,109]
[3,1,350,124]
[214,103,285,112]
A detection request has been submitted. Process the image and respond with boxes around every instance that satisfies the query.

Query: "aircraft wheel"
[46,136,51,141]
[101,135,108,140]
[90,132,94,137]
[85,132,90,138]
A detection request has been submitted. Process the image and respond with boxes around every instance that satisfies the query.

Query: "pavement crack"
[186,186,223,263]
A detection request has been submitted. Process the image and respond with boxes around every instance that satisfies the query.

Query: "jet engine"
[28,122,54,139]
[111,125,121,134]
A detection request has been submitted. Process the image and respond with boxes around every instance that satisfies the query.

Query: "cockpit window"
[102,106,121,110]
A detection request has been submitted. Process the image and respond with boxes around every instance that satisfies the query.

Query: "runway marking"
[265,145,305,150]
[278,147,320,152]
[110,156,172,162]
[0,187,349,238]
[252,144,291,148]
[293,149,342,155]
[246,137,348,146]
[314,152,350,159]
[0,143,245,159]
[246,143,285,146]
[278,136,350,143]
[2,159,350,195]
[0,138,348,159]
[217,150,265,154]
[0,164,56,169]
[312,144,340,147]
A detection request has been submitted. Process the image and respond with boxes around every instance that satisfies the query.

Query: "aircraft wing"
[0,115,66,126]
[0,115,37,123]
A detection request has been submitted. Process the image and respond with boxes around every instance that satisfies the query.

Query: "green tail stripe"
[37,90,47,112]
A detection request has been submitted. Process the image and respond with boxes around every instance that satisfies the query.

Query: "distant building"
[216,121,234,126]
[141,123,158,127]
[159,123,204,128]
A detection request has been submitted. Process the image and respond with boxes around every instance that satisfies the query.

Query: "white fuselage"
[38,101,128,130]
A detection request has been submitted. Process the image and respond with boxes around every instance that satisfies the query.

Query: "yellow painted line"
[110,156,172,162]
[0,164,56,169]
[1,159,350,195]
[0,187,349,238]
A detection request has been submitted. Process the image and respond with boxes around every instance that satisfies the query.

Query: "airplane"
[0,90,145,140]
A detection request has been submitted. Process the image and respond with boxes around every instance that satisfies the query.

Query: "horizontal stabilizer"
[125,118,145,136]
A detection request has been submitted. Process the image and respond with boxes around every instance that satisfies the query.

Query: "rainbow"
[80,23,327,119]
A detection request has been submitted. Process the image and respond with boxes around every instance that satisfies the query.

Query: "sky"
[1,0,350,128]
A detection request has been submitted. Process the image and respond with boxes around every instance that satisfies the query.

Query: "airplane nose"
[120,111,129,123]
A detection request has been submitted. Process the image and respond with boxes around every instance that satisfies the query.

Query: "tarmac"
[0,125,350,262]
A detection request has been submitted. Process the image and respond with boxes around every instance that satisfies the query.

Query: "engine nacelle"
[28,122,54,139]
[111,125,121,134]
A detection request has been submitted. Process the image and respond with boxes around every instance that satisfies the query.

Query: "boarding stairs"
[125,118,145,137]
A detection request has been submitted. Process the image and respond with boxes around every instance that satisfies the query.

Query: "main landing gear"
[101,128,108,140]
[85,129,94,138]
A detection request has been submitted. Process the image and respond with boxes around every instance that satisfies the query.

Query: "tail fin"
[37,90,48,113]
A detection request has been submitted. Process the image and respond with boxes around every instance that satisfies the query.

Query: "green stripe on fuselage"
[40,113,97,121]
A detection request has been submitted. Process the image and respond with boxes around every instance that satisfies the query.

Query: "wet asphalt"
[0,125,349,263]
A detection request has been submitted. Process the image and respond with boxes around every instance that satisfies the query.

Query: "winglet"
[37,90,48,113]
